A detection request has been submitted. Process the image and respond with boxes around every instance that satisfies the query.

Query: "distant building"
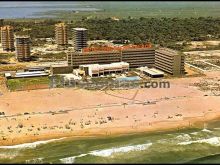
[155,48,185,76]
[72,28,88,51]
[55,23,68,47]
[0,25,15,51]
[15,35,31,62]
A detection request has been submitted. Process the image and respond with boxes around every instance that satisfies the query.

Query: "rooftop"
[1,25,13,30]
[15,35,30,39]
[72,28,87,31]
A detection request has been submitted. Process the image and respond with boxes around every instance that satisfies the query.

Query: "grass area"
[7,77,49,91]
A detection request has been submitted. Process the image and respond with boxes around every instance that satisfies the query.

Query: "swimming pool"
[115,76,141,81]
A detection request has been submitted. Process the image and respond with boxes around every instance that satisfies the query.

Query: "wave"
[59,142,152,163]
[89,142,152,157]
[25,157,44,164]
[60,154,87,164]
[175,134,191,141]
[201,128,213,133]
[0,137,66,149]
[0,152,19,160]
[178,137,220,146]
[190,132,199,135]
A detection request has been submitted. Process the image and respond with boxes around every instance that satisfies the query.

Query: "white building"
[79,62,129,77]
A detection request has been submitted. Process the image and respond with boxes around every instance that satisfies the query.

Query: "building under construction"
[155,48,185,76]
[72,28,88,51]
[0,25,15,52]
[15,35,31,62]
[55,23,68,48]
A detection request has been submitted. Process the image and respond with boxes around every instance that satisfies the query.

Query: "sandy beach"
[0,71,219,146]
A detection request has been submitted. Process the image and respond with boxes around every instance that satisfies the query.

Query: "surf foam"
[25,157,44,164]
[0,137,66,149]
[178,137,220,146]
[59,142,153,163]
[89,143,152,157]
[60,154,87,164]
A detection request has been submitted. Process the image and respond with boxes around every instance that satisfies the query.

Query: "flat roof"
[72,28,87,31]
[15,35,30,39]
[138,67,164,76]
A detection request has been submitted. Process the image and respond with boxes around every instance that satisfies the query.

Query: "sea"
[0,1,100,19]
[0,1,220,19]
[0,120,220,164]
[0,1,220,164]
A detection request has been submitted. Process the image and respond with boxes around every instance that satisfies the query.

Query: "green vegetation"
[3,17,219,50]
[40,2,220,20]
[7,77,49,91]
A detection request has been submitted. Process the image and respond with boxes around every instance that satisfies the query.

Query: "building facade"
[155,48,185,75]
[55,23,68,47]
[79,62,129,77]
[0,25,15,51]
[15,35,31,62]
[67,48,155,68]
[67,51,121,68]
[72,28,88,51]
[121,48,155,68]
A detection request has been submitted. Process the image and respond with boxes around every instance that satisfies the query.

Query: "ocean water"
[0,1,100,18]
[0,1,220,19]
[0,120,220,164]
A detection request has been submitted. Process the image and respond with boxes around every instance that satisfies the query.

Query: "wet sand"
[0,72,219,146]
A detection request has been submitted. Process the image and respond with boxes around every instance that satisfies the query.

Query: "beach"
[0,71,219,146]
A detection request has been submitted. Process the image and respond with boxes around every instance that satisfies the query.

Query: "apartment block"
[121,48,155,68]
[67,51,121,68]
[72,28,88,51]
[155,48,185,75]
[67,48,156,69]
[1,25,15,51]
[55,23,68,47]
[15,35,31,62]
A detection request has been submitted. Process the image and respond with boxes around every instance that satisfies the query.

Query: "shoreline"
[1,111,220,147]
[0,72,219,147]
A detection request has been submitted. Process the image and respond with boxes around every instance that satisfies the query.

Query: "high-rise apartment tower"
[1,25,15,51]
[15,35,31,62]
[55,23,68,47]
[72,28,88,52]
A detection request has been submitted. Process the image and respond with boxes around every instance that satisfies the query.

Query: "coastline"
[0,72,219,147]
[0,110,220,147]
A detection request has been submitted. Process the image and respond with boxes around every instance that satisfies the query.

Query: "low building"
[79,62,129,77]
[155,48,185,76]
[138,67,164,78]
[50,65,73,75]
[14,71,48,78]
